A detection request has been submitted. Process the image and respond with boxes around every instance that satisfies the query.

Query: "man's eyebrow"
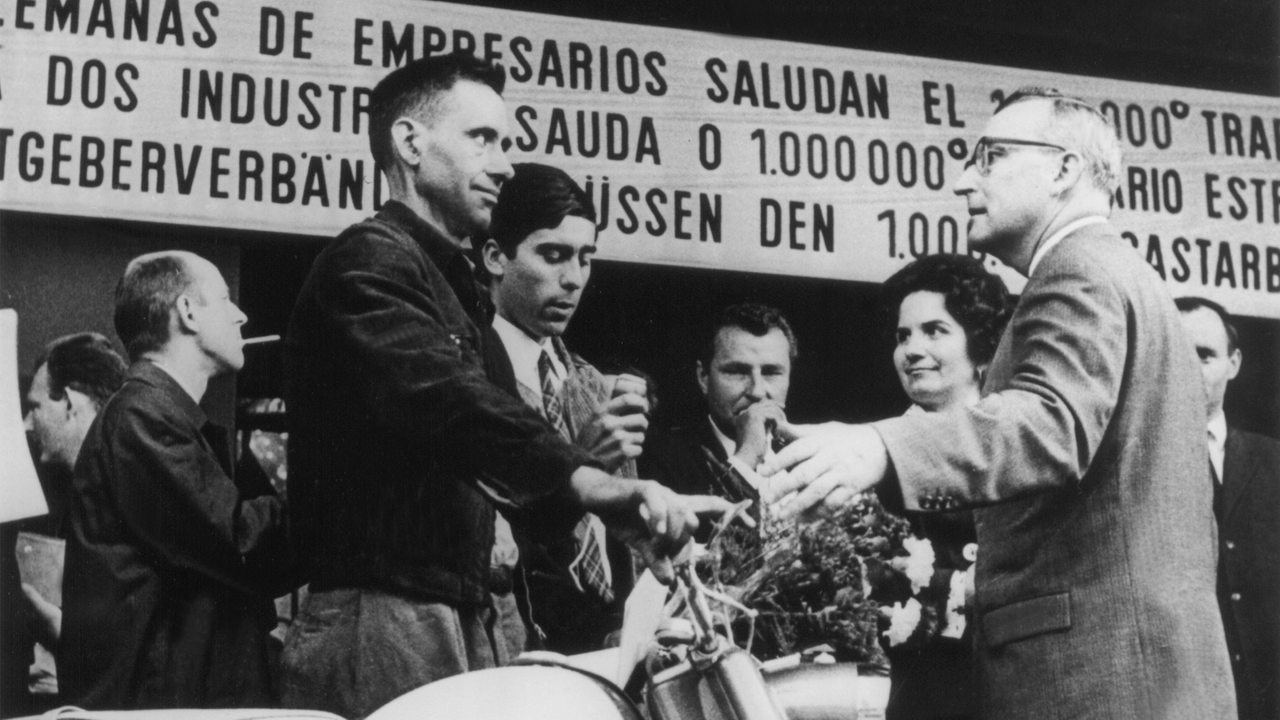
[536,242,575,254]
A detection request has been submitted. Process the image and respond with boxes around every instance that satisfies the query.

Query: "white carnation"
[901,535,936,594]
[882,598,923,646]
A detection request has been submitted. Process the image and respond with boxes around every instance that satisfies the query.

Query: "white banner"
[1,0,1278,316]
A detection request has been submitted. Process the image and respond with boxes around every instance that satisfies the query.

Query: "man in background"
[24,333,128,489]
[2,333,126,714]
[642,302,796,531]
[482,161,649,654]
[60,251,289,709]
[1177,295,1280,720]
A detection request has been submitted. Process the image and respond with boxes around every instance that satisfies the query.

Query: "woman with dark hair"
[875,253,1013,720]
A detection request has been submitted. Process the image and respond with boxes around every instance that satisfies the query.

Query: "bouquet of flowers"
[702,487,972,667]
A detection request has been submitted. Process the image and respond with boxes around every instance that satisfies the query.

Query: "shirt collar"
[491,314,566,392]
[1207,411,1228,448]
[707,415,737,459]
[1027,216,1108,276]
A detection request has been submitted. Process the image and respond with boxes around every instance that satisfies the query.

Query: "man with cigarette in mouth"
[59,250,291,709]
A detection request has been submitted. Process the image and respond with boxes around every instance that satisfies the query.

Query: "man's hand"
[576,374,650,472]
[731,401,788,469]
[21,583,61,646]
[758,421,890,520]
[571,467,745,582]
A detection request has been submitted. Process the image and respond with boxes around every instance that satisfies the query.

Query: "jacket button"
[1224,540,1235,550]
[1230,592,1242,602]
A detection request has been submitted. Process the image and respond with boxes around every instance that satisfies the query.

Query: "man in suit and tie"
[762,87,1236,719]
[640,302,796,535]
[480,162,650,654]
[1177,295,1280,720]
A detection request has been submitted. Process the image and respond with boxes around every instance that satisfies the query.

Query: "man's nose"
[489,145,514,183]
[560,261,584,290]
[23,410,33,433]
[233,303,248,326]
[745,371,768,399]
[953,162,977,196]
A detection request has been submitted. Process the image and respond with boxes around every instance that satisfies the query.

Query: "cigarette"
[242,334,281,345]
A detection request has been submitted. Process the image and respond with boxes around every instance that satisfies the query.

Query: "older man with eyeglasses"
[761,87,1235,719]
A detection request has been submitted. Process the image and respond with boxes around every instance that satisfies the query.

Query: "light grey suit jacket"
[874,222,1236,719]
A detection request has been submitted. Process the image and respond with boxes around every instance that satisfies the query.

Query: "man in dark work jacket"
[280,53,730,720]
[60,251,289,709]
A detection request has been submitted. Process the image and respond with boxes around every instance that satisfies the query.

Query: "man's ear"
[174,294,200,335]
[389,117,422,167]
[695,360,709,397]
[1053,151,1086,191]
[63,386,93,419]
[481,239,507,280]
[1227,348,1242,381]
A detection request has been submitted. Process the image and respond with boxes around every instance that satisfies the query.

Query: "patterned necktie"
[538,349,569,437]
[538,349,613,604]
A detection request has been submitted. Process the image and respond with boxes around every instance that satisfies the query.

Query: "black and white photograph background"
[1,0,1277,717]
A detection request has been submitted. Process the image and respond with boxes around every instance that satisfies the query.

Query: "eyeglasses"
[965,137,1068,175]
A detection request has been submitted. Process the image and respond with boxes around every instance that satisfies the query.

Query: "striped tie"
[539,349,613,604]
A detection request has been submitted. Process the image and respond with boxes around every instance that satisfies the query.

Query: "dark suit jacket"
[874,222,1235,719]
[1220,428,1280,720]
[483,328,635,654]
[640,418,760,542]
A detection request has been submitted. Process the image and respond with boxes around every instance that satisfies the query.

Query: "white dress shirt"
[491,314,567,394]
[1207,411,1227,483]
[710,415,781,497]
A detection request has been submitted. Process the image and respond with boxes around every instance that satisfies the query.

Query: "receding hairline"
[124,250,198,276]
[122,250,223,302]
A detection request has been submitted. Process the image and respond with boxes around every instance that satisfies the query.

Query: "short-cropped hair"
[1175,295,1238,353]
[702,303,798,368]
[489,163,596,256]
[997,86,1122,194]
[33,332,127,410]
[882,254,1014,367]
[368,52,506,173]
[114,253,194,362]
